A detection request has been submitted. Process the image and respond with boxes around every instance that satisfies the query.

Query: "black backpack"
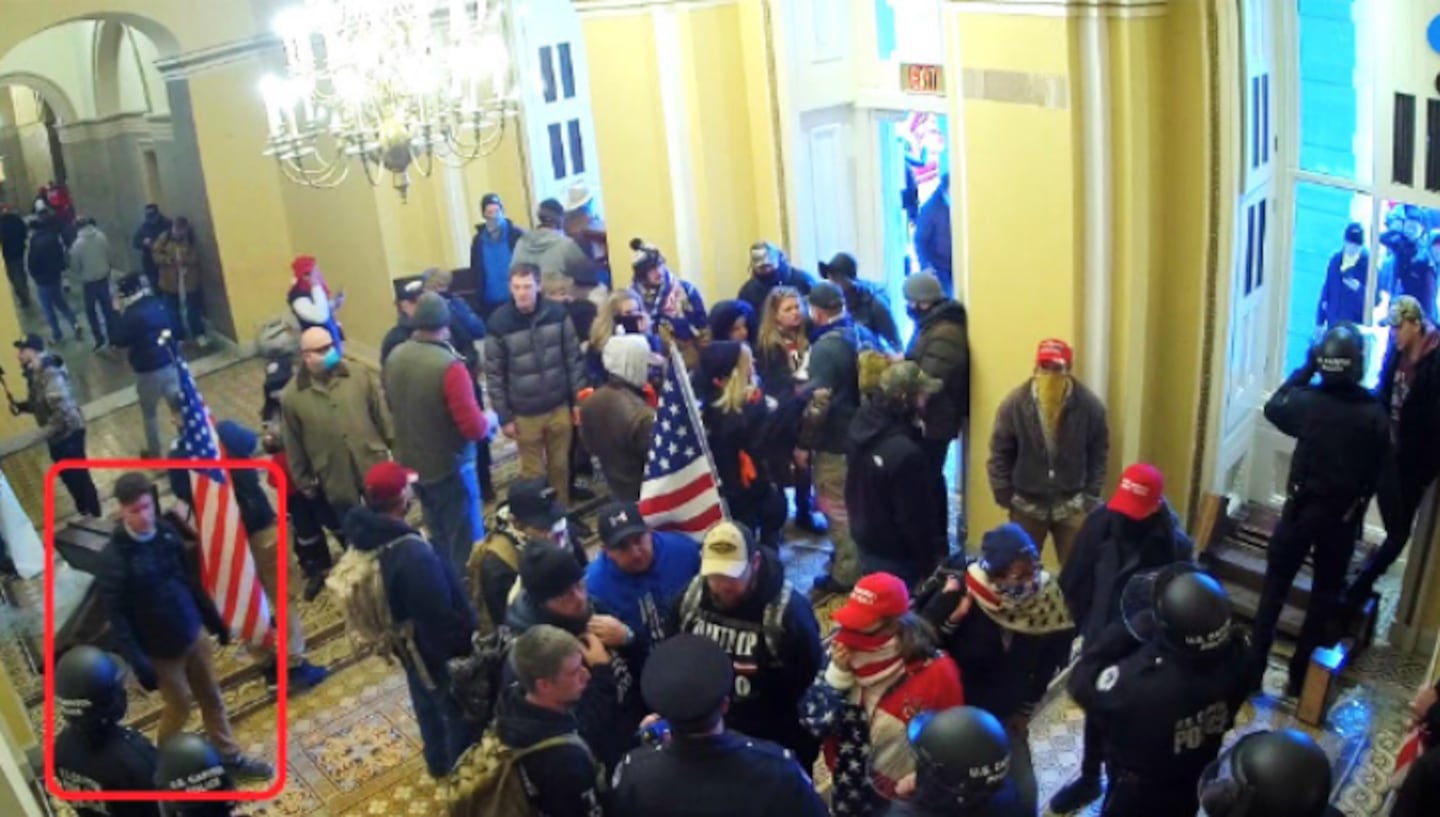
[448,628,515,731]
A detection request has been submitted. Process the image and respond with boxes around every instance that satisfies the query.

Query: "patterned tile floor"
[1,354,1429,816]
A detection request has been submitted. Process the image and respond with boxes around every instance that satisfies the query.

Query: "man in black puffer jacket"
[905,271,970,547]
[847,361,948,588]
[485,263,584,507]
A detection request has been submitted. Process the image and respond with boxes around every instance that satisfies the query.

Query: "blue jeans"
[81,280,114,343]
[414,457,484,585]
[405,666,475,777]
[35,282,79,339]
[162,291,205,339]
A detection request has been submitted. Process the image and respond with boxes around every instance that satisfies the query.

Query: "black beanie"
[519,541,585,604]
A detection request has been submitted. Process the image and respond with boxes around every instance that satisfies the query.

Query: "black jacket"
[1376,333,1440,481]
[806,319,861,453]
[920,566,1072,720]
[484,298,584,422]
[98,521,225,668]
[737,263,816,314]
[846,281,901,352]
[675,548,823,766]
[700,398,785,530]
[1059,505,1194,643]
[382,305,481,376]
[26,218,68,286]
[0,211,26,260]
[133,215,172,279]
[1315,251,1369,327]
[907,300,970,439]
[885,779,1028,817]
[1392,741,1440,817]
[492,686,604,817]
[846,401,946,575]
[1264,363,1397,510]
[342,505,477,682]
[54,725,160,817]
[111,294,175,373]
[611,731,828,817]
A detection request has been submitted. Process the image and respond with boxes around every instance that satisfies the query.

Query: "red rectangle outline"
[42,458,289,802]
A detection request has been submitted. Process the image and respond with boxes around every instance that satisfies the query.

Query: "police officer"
[887,707,1027,817]
[154,733,235,817]
[1067,566,1251,816]
[1250,323,1398,697]
[611,633,827,817]
[1198,729,1342,817]
[53,646,161,817]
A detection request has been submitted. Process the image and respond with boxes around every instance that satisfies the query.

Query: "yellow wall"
[737,0,785,249]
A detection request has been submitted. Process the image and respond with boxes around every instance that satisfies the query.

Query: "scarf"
[964,562,1073,635]
[833,628,907,713]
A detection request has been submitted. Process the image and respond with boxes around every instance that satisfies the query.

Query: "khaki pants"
[1010,509,1086,566]
[244,525,306,667]
[814,451,860,585]
[152,633,240,757]
[515,405,574,507]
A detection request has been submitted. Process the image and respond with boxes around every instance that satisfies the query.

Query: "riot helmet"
[1198,729,1333,817]
[907,706,1012,810]
[156,733,233,817]
[1314,323,1364,385]
[1123,564,1232,655]
[55,646,127,730]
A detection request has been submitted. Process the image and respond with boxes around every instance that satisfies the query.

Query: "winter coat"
[846,401,946,581]
[806,319,861,453]
[1381,230,1439,323]
[578,381,654,502]
[110,294,173,374]
[25,219,67,286]
[1377,331,1440,483]
[342,505,477,682]
[469,219,524,306]
[492,686,605,817]
[1264,365,1394,505]
[70,224,112,285]
[987,377,1109,513]
[920,571,1072,720]
[846,281,902,353]
[0,212,26,260]
[1060,504,1193,643]
[584,530,699,651]
[885,780,1029,817]
[288,280,343,343]
[907,300,970,439]
[737,263,816,314]
[612,731,828,817]
[756,333,808,400]
[1316,250,1369,327]
[18,353,84,441]
[97,521,226,668]
[915,191,952,290]
[632,270,709,363]
[675,548,824,766]
[132,215,172,280]
[168,420,276,536]
[382,303,482,374]
[700,397,787,535]
[484,299,584,422]
[278,361,394,508]
[511,226,594,287]
[152,233,200,295]
[802,653,964,814]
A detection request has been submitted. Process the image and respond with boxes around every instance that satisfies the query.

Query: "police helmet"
[1198,729,1332,817]
[55,646,127,729]
[156,733,233,795]
[907,706,1012,809]
[1152,565,1233,655]
[1314,323,1364,385]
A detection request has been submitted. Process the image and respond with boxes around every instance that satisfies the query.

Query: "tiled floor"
[2,354,1430,817]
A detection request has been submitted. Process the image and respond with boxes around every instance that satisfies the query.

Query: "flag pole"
[666,344,730,521]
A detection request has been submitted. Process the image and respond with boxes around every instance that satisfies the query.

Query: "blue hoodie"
[168,419,276,535]
[584,530,699,650]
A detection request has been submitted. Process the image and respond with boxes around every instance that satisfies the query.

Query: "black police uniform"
[885,782,1028,817]
[54,727,161,817]
[1252,353,1396,689]
[1069,623,1251,817]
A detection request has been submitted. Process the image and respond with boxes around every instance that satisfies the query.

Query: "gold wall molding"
[574,0,739,16]
[57,111,173,145]
[962,68,1070,109]
[947,0,1167,18]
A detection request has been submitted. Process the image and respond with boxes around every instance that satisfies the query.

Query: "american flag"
[638,347,726,538]
[172,344,273,647]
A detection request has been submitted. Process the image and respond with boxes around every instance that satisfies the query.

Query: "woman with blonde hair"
[587,288,657,385]
[755,286,826,533]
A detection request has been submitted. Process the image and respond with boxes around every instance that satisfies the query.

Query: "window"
[1296,0,1372,183]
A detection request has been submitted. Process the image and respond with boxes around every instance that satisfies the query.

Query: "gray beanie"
[603,334,652,389]
[903,272,945,304]
[412,291,451,330]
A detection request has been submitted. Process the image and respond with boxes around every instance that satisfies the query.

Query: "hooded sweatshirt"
[846,400,945,578]
[70,223,112,284]
[511,226,594,287]
[492,686,604,817]
[584,531,699,651]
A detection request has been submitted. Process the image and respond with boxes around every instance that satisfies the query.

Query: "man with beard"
[675,521,824,768]
[1051,463,1191,814]
[1347,295,1440,607]
[585,502,699,655]
[738,241,815,313]
[507,542,645,772]
[987,338,1109,565]
[904,271,971,545]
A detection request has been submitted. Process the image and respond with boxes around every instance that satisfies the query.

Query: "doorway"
[873,109,949,341]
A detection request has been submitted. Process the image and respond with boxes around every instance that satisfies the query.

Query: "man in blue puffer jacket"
[584,502,700,656]
[110,274,180,458]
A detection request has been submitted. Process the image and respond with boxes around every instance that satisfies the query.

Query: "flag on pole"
[172,348,273,647]
[638,347,726,539]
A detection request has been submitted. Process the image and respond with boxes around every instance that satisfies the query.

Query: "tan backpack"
[326,534,433,687]
[445,727,591,817]
[466,530,522,636]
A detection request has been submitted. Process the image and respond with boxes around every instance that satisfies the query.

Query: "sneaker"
[302,573,327,602]
[259,662,279,691]
[794,511,828,534]
[1049,775,1103,815]
[288,661,330,690]
[221,753,274,782]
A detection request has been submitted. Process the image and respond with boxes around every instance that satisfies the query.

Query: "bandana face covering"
[833,627,906,690]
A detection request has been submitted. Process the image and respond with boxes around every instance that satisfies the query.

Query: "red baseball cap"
[291,255,317,280]
[832,573,911,631]
[364,461,417,505]
[1109,463,1164,520]
[1036,338,1073,369]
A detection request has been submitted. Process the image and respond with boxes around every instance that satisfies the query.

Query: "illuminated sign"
[901,63,945,96]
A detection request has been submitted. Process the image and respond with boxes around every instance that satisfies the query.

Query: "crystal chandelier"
[259,0,519,200]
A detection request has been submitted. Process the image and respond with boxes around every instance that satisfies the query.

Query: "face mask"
[322,348,342,370]
[1343,241,1362,255]
[127,524,156,542]
[906,305,925,321]
[997,580,1040,601]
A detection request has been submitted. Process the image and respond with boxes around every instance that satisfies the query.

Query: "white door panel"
[515,0,601,209]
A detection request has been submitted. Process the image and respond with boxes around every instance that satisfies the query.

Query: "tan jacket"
[153,233,201,294]
[578,381,654,502]
[279,361,394,508]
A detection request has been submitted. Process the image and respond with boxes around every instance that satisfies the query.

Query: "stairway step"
[1224,581,1306,638]
[1205,541,1315,607]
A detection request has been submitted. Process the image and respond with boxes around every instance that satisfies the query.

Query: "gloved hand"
[134,661,158,692]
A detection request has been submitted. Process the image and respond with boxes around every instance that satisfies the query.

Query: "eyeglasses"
[301,343,334,356]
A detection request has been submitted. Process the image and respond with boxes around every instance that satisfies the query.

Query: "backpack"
[256,314,300,359]
[466,529,522,636]
[445,726,592,817]
[677,575,791,661]
[326,535,433,687]
[447,628,514,731]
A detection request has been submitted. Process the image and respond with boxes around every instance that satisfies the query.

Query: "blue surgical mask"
[126,524,156,542]
[322,347,341,370]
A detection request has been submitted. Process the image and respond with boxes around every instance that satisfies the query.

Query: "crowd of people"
[24,186,1440,817]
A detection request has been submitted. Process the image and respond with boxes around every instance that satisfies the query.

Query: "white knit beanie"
[603,334,652,388]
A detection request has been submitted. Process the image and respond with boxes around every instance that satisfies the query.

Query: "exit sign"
[901,63,945,95]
